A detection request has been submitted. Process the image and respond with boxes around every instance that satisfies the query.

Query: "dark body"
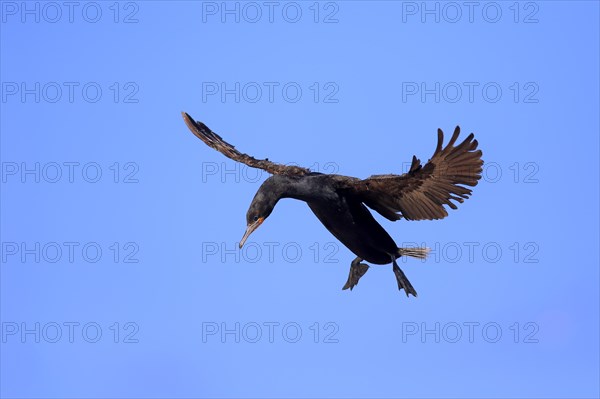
[293,174,398,265]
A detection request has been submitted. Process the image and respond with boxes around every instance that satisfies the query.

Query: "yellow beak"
[239,217,264,248]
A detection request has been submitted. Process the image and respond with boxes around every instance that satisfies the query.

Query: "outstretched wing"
[352,126,483,221]
[182,112,311,177]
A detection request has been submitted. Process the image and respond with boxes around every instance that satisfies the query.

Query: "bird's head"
[239,178,281,248]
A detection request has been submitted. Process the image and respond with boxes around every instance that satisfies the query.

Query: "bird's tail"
[397,247,430,259]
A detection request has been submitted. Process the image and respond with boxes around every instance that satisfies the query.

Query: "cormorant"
[182,112,483,297]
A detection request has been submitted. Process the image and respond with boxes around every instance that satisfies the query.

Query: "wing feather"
[182,112,310,176]
[355,126,483,221]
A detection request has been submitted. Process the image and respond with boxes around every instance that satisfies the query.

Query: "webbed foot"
[342,257,370,291]
[392,260,417,297]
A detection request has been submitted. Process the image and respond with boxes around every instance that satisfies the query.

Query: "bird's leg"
[392,258,418,297]
[342,257,370,291]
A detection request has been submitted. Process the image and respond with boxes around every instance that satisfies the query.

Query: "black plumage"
[182,112,483,297]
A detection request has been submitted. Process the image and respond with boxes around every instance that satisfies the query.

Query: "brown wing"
[353,126,483,221]
[182,112,311,177]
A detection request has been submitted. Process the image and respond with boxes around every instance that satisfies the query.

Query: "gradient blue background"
[1,1,599,398]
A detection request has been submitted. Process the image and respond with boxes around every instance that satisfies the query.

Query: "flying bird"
[182,112,483,297]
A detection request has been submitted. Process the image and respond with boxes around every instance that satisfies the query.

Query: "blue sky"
[1,1,599,398]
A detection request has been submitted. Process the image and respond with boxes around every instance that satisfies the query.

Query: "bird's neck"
[263,175,314,202]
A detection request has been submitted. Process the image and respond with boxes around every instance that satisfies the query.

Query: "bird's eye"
[253,216,259,222]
